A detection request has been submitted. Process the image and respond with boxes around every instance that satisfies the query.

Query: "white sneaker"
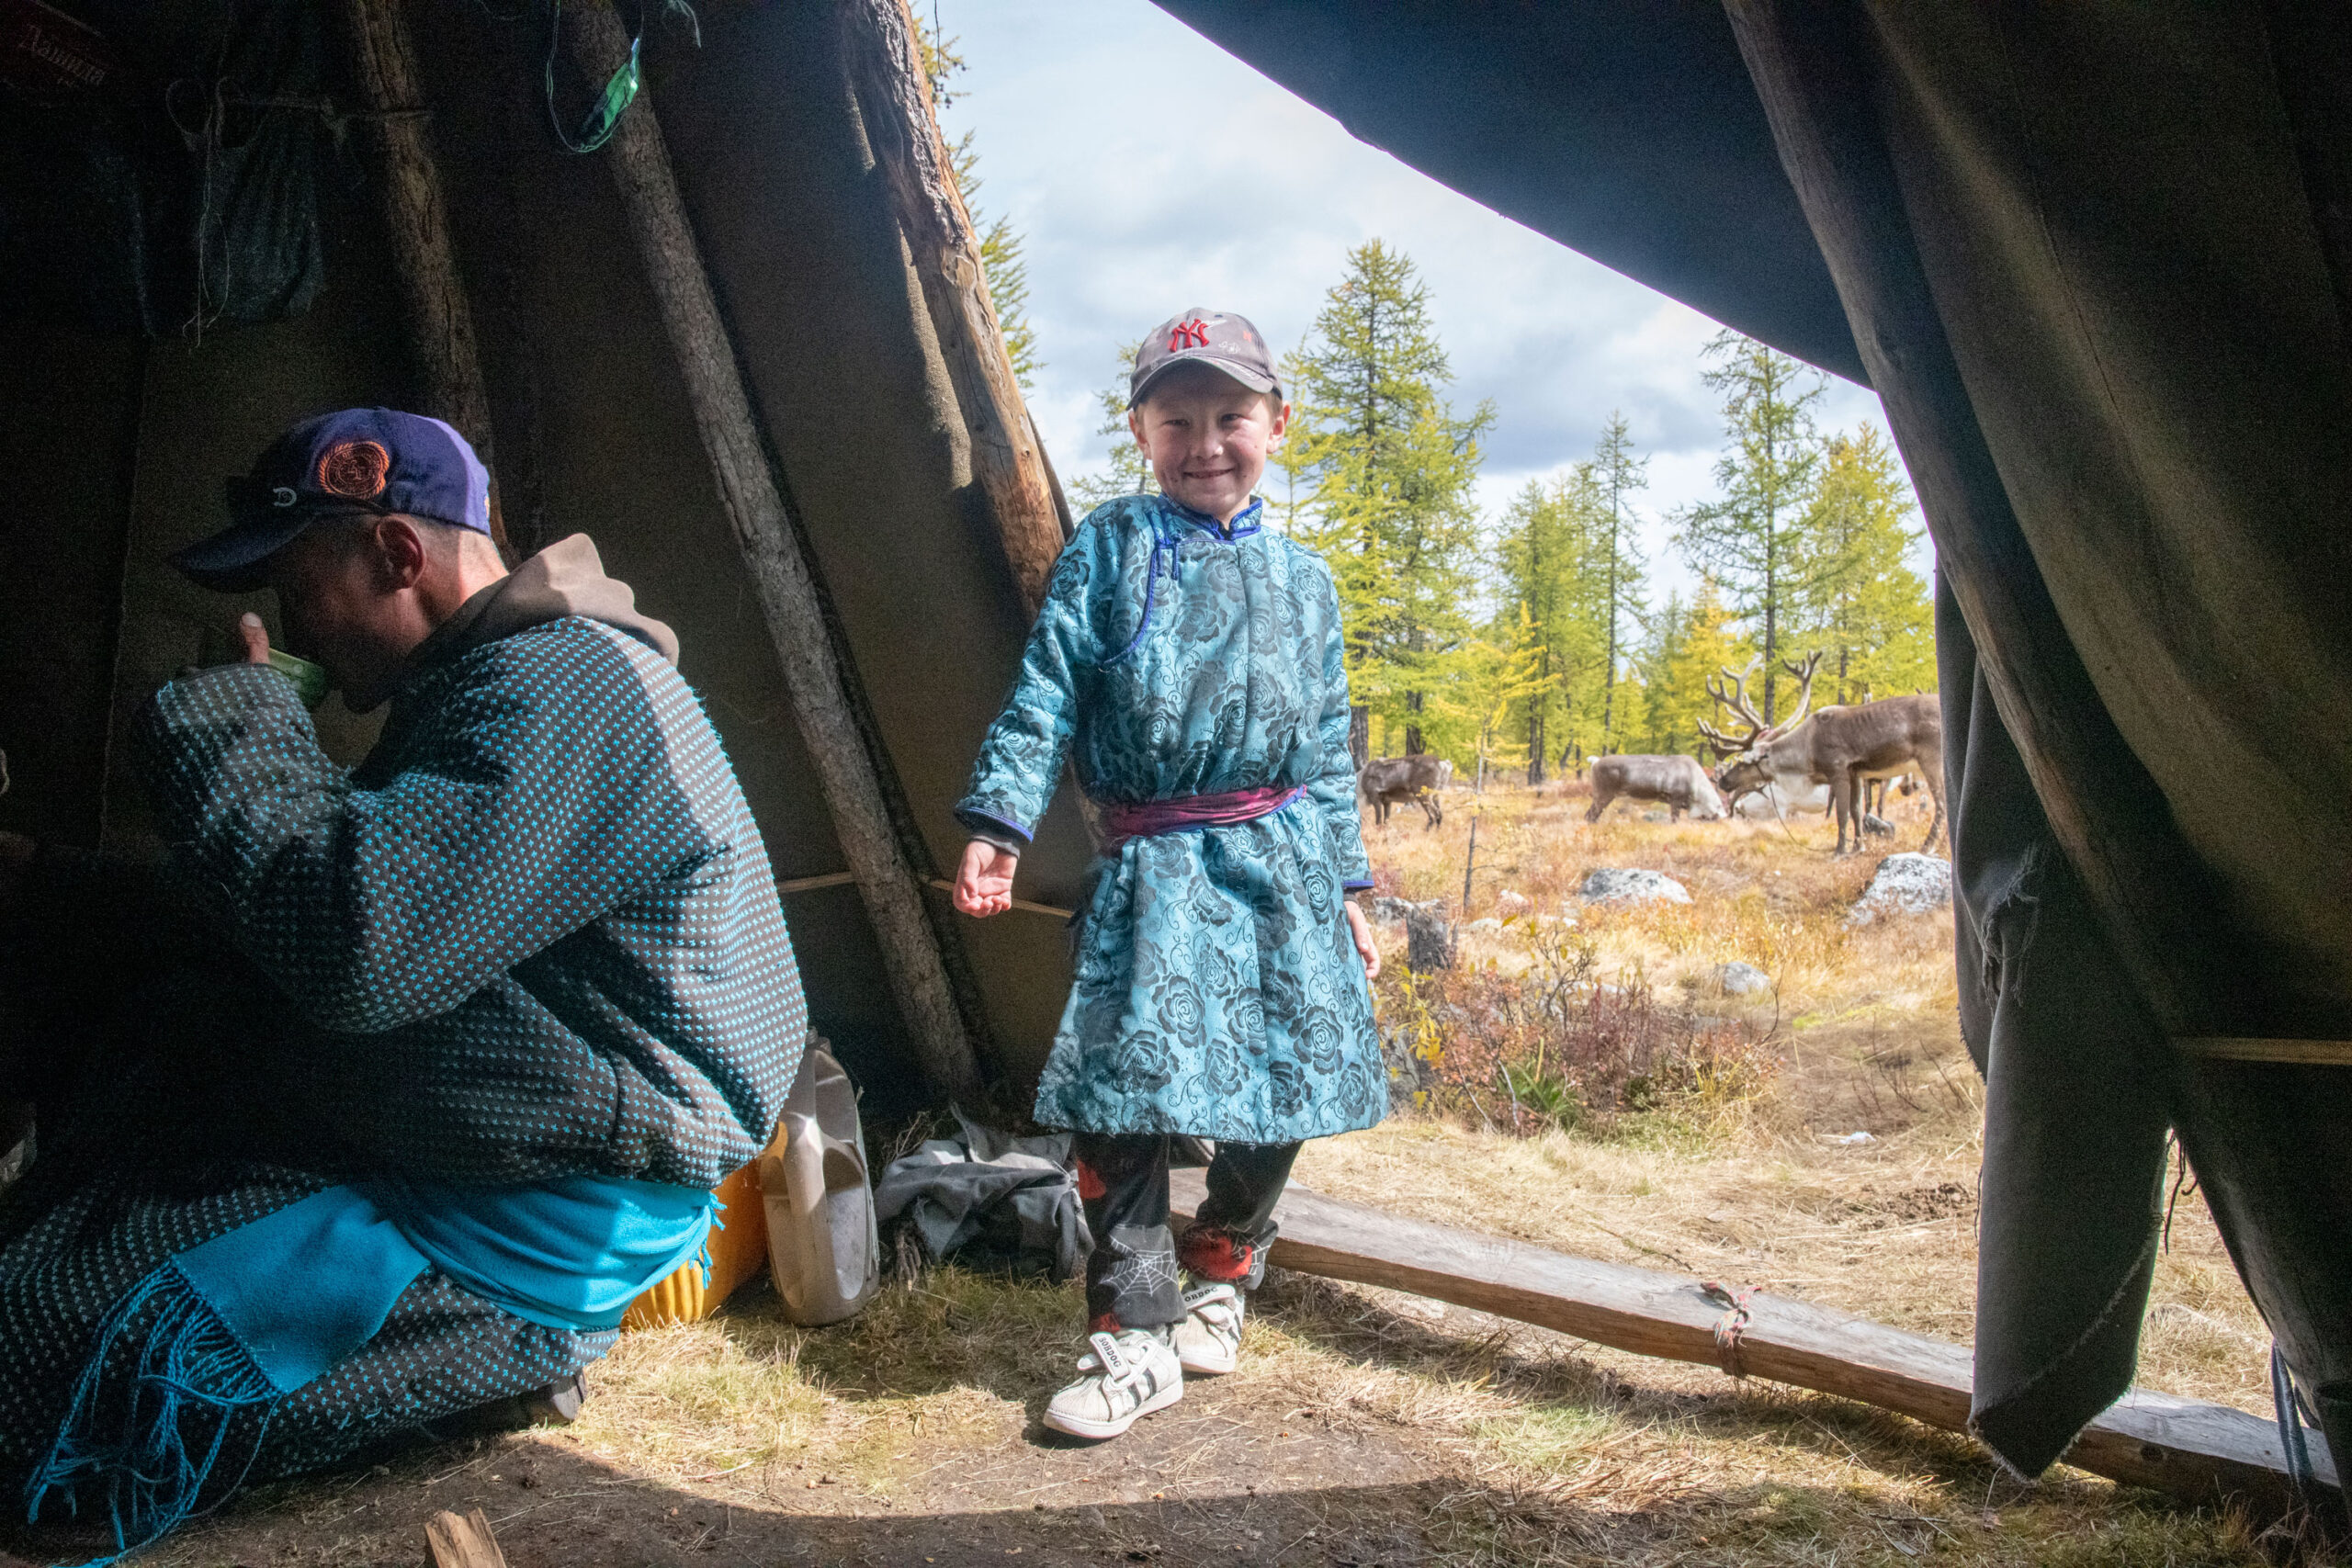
[1043,1328,1183,1439]
[1171,1282,1244,1376]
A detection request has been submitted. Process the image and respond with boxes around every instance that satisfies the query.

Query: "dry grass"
[138,780,2322,1567]
[1369,777,1957,1027]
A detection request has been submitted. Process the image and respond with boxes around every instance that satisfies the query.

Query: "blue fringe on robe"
[24,1179,714,1565]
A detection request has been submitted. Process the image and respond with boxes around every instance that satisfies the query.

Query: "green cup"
[266,648,331,710]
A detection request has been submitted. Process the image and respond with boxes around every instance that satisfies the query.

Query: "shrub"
[1377,919,1778,1138]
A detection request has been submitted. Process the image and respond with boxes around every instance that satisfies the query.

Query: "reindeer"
[1585,754,1726,823]
[1360,754,1447,829]
[1699,654,1945,856]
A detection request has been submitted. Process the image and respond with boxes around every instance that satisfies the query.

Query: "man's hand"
[235,612,270,664]
[1345,900,1381,979]
[954,839,1019,917]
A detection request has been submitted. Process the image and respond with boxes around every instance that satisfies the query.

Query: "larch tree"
[1792,425,1937,703]
[1589,411,1649,753]
[1493,479,1568,784]
[1286,241,1491,758]
[918,16,1040,389]
[1491,468,1612,781]
[1068,340,1156,513]
[1631,581,1747,757]
[1672,332,1826,723]
[1424,608,1552,785]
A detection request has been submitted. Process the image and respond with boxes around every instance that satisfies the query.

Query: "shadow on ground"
[4,1439,1516,1568]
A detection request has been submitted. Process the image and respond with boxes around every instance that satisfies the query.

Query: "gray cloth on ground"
[872,1113,1091,1281]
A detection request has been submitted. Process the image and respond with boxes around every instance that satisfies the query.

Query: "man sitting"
[0,409,804,1558]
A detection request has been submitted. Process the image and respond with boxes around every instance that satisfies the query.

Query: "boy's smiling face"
[1128,362,1290,524]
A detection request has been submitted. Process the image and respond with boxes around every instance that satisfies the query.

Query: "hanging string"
[543,0,700,155]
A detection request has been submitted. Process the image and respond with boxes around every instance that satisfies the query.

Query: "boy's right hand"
[954,839,1019,917]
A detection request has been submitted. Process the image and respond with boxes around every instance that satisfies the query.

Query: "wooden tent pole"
[841,0,1068,615]
[565,2,980,1102]
[334,0,509,551]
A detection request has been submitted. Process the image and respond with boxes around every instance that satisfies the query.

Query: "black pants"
[1070,1134,1299,1332]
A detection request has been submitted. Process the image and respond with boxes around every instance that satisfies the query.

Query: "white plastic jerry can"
[757,1035,880,1325]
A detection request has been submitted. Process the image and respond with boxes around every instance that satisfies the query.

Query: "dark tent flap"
[1151,0,1867,384]
[1157,0,2352,1483]
[1726,0,2352,1475]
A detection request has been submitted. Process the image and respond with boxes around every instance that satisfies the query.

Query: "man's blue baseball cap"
[173,407,492,592]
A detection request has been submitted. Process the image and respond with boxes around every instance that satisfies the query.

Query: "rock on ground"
[1579,868,1691,905]
[1848,852,1952,923]
[1495,889,1532,918]
[1712,961,1771,996]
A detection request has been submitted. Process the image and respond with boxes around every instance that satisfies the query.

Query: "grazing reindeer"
[1359,754,1447,829]
[1585,754,1726,822]
[1699,654,1945,856]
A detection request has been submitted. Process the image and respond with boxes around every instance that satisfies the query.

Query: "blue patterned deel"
[956,495,1385,1145]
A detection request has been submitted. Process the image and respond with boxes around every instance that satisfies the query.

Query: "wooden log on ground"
[566,1,979,1102]
[841,0,1067,615]
[334,0,509,553]
[1172,1172,2335,1513]
[424,1506,508,1568]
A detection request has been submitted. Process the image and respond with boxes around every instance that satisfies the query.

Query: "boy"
[953,309,1384,1440]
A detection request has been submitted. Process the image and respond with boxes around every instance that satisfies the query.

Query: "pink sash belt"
[1098,784,1305,851]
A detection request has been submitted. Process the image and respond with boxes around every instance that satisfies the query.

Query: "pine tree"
[1673,332,1826,723]
[1590,412,1648,752]
[1286,242,1491,756]
[1792,425,1937,703]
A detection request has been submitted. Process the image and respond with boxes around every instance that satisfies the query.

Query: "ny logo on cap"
[1169,319,1211,351]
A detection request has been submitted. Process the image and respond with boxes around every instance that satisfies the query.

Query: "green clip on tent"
[1150,0,2352,1481]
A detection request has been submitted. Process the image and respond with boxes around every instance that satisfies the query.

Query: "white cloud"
[939,0,1921,599]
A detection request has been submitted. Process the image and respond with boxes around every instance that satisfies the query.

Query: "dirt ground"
[15,784,2322,1567]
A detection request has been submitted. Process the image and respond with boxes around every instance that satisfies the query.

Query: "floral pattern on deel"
[961,494,1383,1144]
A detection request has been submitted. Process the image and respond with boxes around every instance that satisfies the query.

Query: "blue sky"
[934,0,1917,600]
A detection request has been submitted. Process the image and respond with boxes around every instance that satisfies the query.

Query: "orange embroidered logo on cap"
[1169,319,1210,351]
[317,439,390,500]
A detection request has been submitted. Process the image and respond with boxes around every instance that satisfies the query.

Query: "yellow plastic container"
[620,1159,770,1330]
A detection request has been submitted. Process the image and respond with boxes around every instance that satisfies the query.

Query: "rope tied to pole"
[1701,1280,1755,1377]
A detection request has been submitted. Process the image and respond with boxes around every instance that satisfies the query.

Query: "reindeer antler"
[1699,659,1766,758]
[1758,650,1822,739]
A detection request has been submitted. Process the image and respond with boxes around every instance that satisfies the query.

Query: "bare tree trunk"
[567,1,978,1102]
[1349,705,1370,769]
[840,0,1065,615]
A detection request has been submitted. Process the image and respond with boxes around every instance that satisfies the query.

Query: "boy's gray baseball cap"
[1129,308,1282,408]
